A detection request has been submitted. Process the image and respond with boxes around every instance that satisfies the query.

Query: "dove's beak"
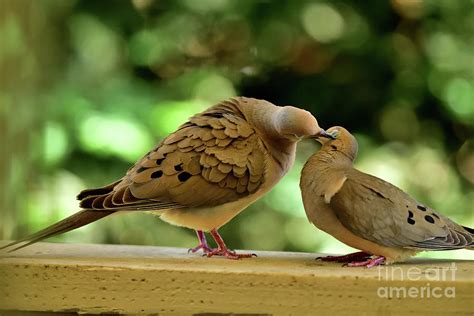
[313,129,336,140]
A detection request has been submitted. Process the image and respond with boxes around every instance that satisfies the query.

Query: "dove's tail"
[462,226,474,250]
[0,209,114,252]
[463,226,474,233]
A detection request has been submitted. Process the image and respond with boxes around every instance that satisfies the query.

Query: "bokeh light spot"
[425,32,459,70]
[379,105,419,142]
[302,3,345,43]
[69,14,121,75]
[79,114,154,162]
[150,100,208,135]
[443,78,474,120]
[44,122,68,166]
[264,166,306,218]
[193,74,236,104]
[128,30,158,66]
[257,21,295,63]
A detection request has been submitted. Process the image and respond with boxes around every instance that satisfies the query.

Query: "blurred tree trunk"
[0,0,64,239]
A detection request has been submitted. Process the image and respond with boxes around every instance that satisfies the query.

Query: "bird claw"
[188,244,214,254]
[206,248,257,260]
[343,256,386,268]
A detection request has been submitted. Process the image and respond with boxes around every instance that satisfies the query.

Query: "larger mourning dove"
[300,126,474,267]
[2,97,333,259]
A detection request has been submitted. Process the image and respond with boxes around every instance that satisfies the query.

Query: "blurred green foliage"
[0,0,472,259]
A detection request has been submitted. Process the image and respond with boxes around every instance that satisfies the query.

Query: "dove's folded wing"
[78,99,267,211]
[330,169,473,250]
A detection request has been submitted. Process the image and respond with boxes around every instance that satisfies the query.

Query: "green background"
[1,0,473,260]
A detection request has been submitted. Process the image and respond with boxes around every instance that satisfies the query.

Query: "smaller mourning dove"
[2,97,333,259]
[300,126,474,267]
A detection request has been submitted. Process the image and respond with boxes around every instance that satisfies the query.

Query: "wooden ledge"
[0,242,473,315]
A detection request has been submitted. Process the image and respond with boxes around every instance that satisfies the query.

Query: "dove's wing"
[78,98,267,211]
[330,169,474,250]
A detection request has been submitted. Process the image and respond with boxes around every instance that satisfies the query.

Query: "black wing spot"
[407,210,415,224]
[203,112,224,118]
[156,158,165,165]
[137,167,147,173]
[417,205,427,211]
[174,164,183,172]
[431,213,440,219]
[374,191,384,198]
[151,170,163,179]
[331,145,337,150]
[178,172,192,182]
[424,215,435,224]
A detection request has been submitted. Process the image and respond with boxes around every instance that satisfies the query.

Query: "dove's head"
[315,126,358,161]
[274,106,333,142]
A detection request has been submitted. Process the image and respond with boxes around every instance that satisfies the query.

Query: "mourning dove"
[2,97,333,259]
[300,126,474,267]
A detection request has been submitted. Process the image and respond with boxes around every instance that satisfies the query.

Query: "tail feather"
[462,226,474,250]
[462,226,474,234]
[0,210,114,252]
[76,180,120,200]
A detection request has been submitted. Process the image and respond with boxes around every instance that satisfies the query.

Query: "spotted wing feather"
[330,169,474,250]
[78,98,267,211]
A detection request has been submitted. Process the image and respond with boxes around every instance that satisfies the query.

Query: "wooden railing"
[0,242,473,315]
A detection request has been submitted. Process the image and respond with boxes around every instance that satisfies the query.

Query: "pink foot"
[345,256,386,268]
[188,244,213,254]
[317,251,371,263]
[188,230,214,254]
[206,229,256,260]
[205,247,256,260]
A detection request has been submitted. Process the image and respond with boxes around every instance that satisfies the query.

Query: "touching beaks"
[314,129,336,139]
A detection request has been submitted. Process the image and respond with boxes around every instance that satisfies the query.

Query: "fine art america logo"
[376,263,457,299]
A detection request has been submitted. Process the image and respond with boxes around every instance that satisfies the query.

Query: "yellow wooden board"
[1,242,473,315]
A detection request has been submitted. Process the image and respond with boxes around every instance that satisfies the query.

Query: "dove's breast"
[159,193,263,231]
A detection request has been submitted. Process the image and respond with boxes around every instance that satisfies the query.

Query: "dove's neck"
[258,120,297,174]
[240,102,298,174]
[301,150,352,204]
[259,115,298,174]
[308,150,354,172]
[265,139,297,175]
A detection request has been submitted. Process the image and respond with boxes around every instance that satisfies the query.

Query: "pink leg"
[188,230,213,254]
[317,251,371,263]
[345,256,386,268]
[206,229,256,260]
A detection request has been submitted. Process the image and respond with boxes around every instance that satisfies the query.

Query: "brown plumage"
[300,126,474,266]
[3,97,331,258]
